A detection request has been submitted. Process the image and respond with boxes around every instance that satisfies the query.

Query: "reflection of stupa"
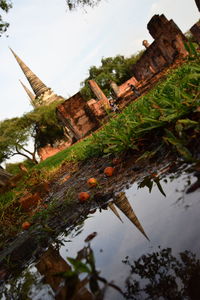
[108,202,123,223]
[36,246,93,300]
[110,192,149,240]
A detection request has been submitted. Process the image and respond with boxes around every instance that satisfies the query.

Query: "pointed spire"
[10,48,49,98]
[19,80,36,107]
[114,192,149,240]
[108,202,123,223]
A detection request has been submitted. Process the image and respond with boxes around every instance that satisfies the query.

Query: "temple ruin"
[109,14,189,106]
[11,12,200,160]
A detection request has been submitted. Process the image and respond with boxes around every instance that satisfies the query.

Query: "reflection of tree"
[59,242,124,299]
[138,175,166,197]
[123,248,200,300]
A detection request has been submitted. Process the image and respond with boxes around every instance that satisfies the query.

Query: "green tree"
[26,101,65,148]
[0,101,65,164]
[0,116,38,164]
[80,52,143,100]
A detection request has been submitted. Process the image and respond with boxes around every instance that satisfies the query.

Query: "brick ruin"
[56,80,110,142]
[11,12,200,161]
[132,15,188,80]
[108,14,189,107]
[190,21,200,44]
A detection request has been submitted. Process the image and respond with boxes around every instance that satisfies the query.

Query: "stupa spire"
[19,80,36,107]
[10,48,49,98]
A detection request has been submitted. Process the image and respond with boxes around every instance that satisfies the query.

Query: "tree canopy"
[66,0,101,10]
[0,101,65,164]
[80,52,143,100]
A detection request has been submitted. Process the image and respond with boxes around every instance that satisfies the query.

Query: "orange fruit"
[104,166,115,177]
[87,178,98,187]
[22,221,31,230]
[78,192,90,203]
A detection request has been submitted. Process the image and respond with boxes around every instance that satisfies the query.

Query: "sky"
[0,0,199,122]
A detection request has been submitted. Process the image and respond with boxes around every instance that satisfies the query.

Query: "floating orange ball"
[87,178,98,187]
[104,166,115,177]
[78,192,90,203]
[22,221,31,230]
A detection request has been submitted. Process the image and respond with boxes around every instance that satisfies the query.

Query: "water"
[1,166,200,299]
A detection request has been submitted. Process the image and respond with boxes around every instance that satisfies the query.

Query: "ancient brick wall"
[39,14,193,160]
[132,14,188,81]
[117,77,138,98]
[57,92,98,140]
[38,141,72,161]
[190,21,200,44]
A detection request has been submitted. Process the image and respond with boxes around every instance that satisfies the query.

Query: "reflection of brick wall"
[132,15,187,81]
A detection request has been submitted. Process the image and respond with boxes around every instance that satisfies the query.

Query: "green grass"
[5,159,35,175]
[80,57,200,160]
[35,136,92,171]
[1,54,199,221]
[0,190,15,209]
[28,55,200,174]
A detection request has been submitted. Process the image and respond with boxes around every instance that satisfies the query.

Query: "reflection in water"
[37,237,124,300]
[113,192,149,240]
[108,202,123,223]
[123,248,200,300]
[138,175,166,197]
[2,244,200,300]
[36,245,94,300]
[186,171,200,194]
[1,163,200,299]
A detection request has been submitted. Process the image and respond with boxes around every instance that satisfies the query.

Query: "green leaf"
[67,257,91,274]
[153,177,166,197]
[138,176,153,193]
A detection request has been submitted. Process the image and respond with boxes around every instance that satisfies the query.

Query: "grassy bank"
[36,54,200,172]
[0,54,200,235]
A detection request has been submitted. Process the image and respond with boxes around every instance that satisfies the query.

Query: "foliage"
[25,101,65,148]
[0,0,12,36]
[0,116,37,164]
[123,248,200,299]
[138,174,166,197]
[80,56,200,159]
[66,0,101,10]
[30,56,200,174]
[5,159,35,175]
[80,53,143,100]
[0,101,65,164]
